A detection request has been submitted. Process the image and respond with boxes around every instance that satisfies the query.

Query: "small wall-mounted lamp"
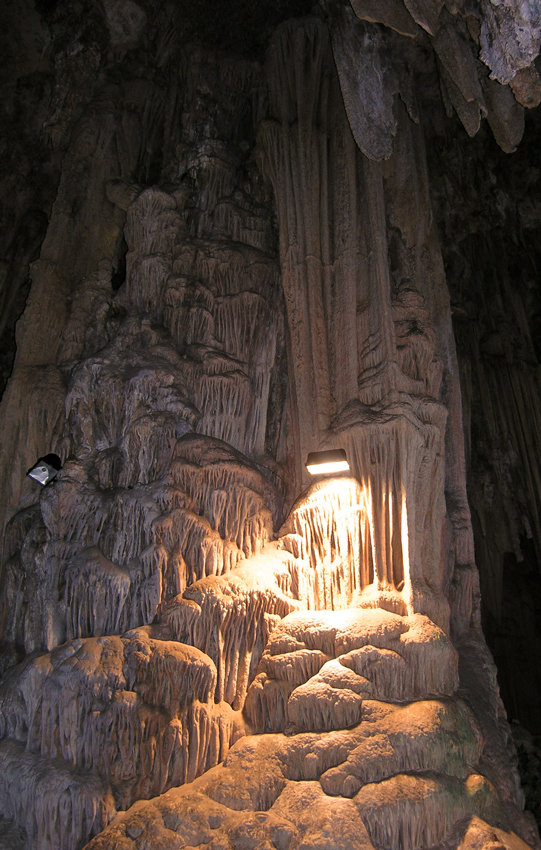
[305,448,350,475]
[26,454,62,487]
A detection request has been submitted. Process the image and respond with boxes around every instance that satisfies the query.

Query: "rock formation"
[0,0,540,848]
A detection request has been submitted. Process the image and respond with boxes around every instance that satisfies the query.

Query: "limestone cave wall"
[426,105,541,736]
[0,1,540,848]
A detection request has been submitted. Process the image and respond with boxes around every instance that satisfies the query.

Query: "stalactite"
[328,3,397,161]
[279,477,375,610]
[159,544,301,710]
[0,424,281,657]
[0,739,116,850]
[63,548,131,639]
[357,772,495,850]
[0,628,245,847]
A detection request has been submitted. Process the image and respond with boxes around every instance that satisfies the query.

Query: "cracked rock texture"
[0,0,540,848]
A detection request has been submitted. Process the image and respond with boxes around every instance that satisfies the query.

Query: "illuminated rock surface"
[83,695,531,850]
[0,1,540,848]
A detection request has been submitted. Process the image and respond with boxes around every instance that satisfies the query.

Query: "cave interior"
[1,0,541,848]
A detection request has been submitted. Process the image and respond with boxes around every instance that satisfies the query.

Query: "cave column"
[258,17,398,491]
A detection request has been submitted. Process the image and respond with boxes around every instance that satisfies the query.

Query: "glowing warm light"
[306,449,349,475]
[401,485,412,603]
[306,461,350,474]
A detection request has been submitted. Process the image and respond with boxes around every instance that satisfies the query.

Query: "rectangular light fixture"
[27,454,62,487]
[305,448,349,475]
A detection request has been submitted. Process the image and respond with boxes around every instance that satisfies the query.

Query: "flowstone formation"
[0,1,540,849]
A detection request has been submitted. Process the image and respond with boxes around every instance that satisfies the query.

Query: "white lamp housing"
[27,454,62,487]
